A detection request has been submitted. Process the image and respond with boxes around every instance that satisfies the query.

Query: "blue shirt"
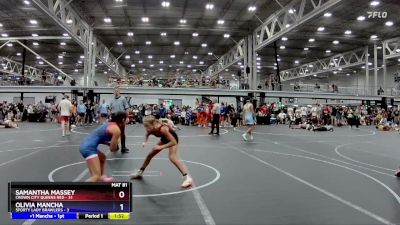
[99,103,109,114]
[77,104,87,113]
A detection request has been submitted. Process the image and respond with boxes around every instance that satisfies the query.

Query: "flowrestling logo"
[367,11,388,19]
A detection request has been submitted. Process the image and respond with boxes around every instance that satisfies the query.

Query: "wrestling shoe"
[130,170,144,180]
[250,135,254,141]
[395,168,400,177]
[242,133,248,141]
[181,176,193,188]
[100,177,114,182]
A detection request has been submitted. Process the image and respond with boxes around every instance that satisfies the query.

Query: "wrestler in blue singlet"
[80,122,116,160]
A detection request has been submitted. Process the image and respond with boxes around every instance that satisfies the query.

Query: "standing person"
[110,87,130,153]
[80,112,126,182]
[77,100,86,126]
[58,95,72,137]
[209,98,220,135]
[85,99,94,126]
[130,116,193,188]
[242,99,256,141]
[99,99,110,123]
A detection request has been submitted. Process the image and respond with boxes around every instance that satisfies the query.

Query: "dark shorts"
[160,129,179,145]
[100,113,108,118]
[79,113,85,117]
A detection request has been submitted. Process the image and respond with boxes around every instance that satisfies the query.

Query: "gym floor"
[1,123,400,225]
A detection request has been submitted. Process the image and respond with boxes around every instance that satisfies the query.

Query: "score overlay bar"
[9,182,132,220]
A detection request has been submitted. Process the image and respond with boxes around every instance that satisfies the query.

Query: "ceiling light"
[180,61,184,64]
[344,30,352,35]
[208,52,213,55]
[174,41,180,46]
[370,34,378,39]
[77,60,82,63]
[131,64,135,67]
[324,12,332,17]
[38,61,43,65]
[201,43,207,47]
[146,41,151,45]
[257,57,261,61]
[257,66,261,69]
[368,62,373,66]
[6,43,13,47]
[16,53,21,56]
[192,32,199,37]
[135,50,140,54]
[29,19,38,25]
[280,46,285,49]
[377,46,382,50]
[248,6,256,12]
[317,27,325,32]
[304,47,309,51]
[184,52,189,55]
[161,1,170,7]
[125,55,130,59]
[104,17,112,23]
[161,32,167,36]
[396,49,400,53]
[66,19,73,24]
[139,60,143,63]
[170,55,175,58]
[160,68,164,71]
[58,62,63,65]
[256,62,260,66]
[98,61,102,64]
[217,20,225,25]
[142,69,146,71]
[59,42,66,46]
[62,33,69,37]
[1,33,8,37]
[58,55,63,59]
[205,3,214,10]
[224,34,230,38]
[142,17,149,23]
[357,16,366,21]
[332,40,340,45]
[74,69,78,72]
[103,71,107,74]
[179,19,187,24]
[288,8,296,14]
[187,65,191,68]
[199,61,204,65]
[281,37,288,41]
[117,41,123,46]
[115,0,123,2]
[308,38,315,43]
[23,0,30,5]
[80,55,85,59]
[294,60,299,64]
[148,55,153,59]
[370,1,380,6]
[326,50,331,53]
[127,32,134,36]
[160,60,164,64]
[285,24,291,28]
[385,21,394,27]
[33,42,39,46]
[150,64,154,68]
[193,56,198,59]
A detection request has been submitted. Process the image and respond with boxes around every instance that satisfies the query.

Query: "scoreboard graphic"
[8,182,132,220]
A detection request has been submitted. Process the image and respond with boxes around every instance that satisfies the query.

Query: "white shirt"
[59,99,72,116]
